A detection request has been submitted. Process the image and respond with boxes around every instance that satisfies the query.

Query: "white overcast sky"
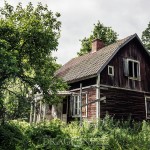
[0,0,150,65]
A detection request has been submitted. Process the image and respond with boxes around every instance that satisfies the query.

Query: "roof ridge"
[62,34,134,65]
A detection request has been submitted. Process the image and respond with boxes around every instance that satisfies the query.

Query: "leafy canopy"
[0,2,67,106]
[142,22,150,51]
[77,21,118,56]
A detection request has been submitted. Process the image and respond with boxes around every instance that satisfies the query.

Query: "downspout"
[96,73,100,120]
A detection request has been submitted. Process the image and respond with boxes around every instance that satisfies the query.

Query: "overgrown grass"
[1,116,150,149]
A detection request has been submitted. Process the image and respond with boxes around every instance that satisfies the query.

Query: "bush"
[26,119,72,149]
[0,121,29,150]
[1,117,150,149]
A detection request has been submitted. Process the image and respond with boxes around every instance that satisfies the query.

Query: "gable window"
[108,65,114,76]
[123,59,140,80]
[145,97,150,119]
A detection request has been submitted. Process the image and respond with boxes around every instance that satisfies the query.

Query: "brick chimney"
[91,39,105,53]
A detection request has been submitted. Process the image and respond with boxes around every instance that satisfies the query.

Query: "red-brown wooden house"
[55,33,150,122]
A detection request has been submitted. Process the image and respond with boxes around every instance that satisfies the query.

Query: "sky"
[0,0,150,65]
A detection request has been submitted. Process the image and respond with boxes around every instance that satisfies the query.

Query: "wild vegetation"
[142,22,150,51]
[0,1,67,124]
[0,1,150,150]
[1,116,150,150]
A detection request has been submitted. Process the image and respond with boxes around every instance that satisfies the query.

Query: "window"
[108,65,114,76]
[70,93,88,117]
[145,97,150,119]
[123,59,140,80]
[72,95,80,117]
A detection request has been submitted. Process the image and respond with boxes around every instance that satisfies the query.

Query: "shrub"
[0,121,29,150]
[1,117,150,149]
[26,119,72,149]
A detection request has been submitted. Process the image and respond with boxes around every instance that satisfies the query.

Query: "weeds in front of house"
[0,116,150,149]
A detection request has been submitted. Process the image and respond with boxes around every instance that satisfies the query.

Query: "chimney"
[91,39,105,53]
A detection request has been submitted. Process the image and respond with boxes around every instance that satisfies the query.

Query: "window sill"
[128,77,141,81]
[146,117,150,119]
[72,115,87,118]
[72,115,80,118]
[108,74,114,77]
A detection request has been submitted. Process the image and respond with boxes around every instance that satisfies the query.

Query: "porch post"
[80,83,82,125]
[96,73,100,120]
[33,97,37,123]
[39,99,42,122]
[29,101,33,124]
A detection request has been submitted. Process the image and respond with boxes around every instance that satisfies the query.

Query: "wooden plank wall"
[101,87,150,121]
[101,39,150,92]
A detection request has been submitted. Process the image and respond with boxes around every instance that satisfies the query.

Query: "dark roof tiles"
[56,34,134,83]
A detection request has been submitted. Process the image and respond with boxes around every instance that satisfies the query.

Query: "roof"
[56,34,147,83]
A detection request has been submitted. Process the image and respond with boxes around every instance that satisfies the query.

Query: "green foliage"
[2,80,31,121]
[0,121,30,150]
[1,117,150,149]
[142,22,150,50]
[26,119,72,149]
[0,2,67,122]
[77,21,118,56]
[0,1,66,101]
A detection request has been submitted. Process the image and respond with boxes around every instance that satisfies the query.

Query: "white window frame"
[71,93,88,118]
[127,59,141,80]
[82,93,88,118]
[108,65,114,76]
[72,94,80,117]
[145,97,150,119]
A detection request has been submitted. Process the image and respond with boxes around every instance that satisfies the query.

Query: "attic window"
[123,59,140,80]
[145,97,150,119]
[108,66,114,76]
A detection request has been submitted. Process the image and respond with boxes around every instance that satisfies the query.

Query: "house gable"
[100,37,150,92]
[56,34,150,85]
[56,35,133,83]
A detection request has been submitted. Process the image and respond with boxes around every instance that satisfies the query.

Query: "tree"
[0,2,67,122]
[142,22,150,50]
[77,21,118,56]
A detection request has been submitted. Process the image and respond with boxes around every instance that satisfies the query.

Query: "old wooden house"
[54,33,150,122]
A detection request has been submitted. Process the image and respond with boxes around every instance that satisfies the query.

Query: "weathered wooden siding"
[69,77,96,90]
[101,38,150,92]
[100,87,150,121]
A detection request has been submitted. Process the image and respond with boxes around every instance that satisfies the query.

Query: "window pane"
[75,108,77,115]
[109,67,112,74]
[73,95,80,116]
[134,62,138,78]
[147,101,150,115]
[129,61,133,77]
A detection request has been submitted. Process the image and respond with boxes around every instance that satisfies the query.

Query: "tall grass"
[0,116,150,149]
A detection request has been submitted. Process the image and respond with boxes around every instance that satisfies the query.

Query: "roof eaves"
[67,74,97,84]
